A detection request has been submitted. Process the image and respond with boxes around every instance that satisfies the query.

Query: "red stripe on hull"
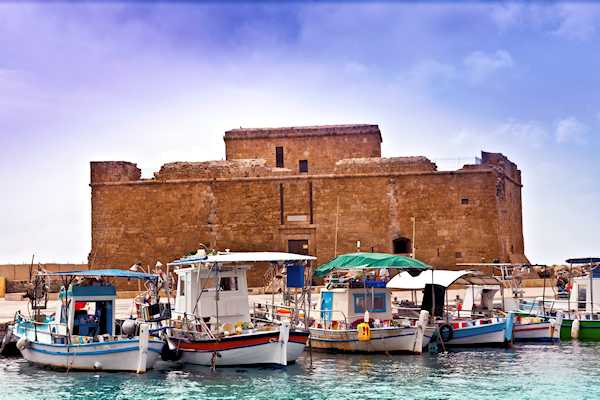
[176,335,277,351]
[289,333,309,344]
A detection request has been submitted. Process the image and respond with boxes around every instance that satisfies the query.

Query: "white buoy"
[16,337,29,351]
[571,318,580,340]
[551,312,564,340]
[93,361,103,370]
[137,323,149,374]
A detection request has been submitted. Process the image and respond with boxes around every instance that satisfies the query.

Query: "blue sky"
[0,2,598,265]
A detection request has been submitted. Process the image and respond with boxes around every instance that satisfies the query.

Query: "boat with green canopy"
[309,252,433,354]
[313,252,429,278]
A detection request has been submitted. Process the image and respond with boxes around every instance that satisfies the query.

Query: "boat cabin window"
[220,276,239,291]
[72,300,112,336]
[178,276,185,296]
[353,293,386,313]
[60,302,68,324]
[579,286,587,310]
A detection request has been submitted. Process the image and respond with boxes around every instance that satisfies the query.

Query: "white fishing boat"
[12,269,165,373]
[309,253,433,354]
[165,251,313,367]
[388,270,514,346]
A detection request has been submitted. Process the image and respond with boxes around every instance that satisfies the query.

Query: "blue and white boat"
[12,269,165,373]
[388,270,513,346]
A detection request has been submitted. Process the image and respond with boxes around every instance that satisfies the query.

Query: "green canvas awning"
[313,252,430,277]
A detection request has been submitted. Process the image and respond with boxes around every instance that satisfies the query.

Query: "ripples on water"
[1,343,599,399]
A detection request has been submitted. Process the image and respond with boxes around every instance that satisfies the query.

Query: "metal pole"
[411,217,416,259]
[589,258,594,315]
[334,196,340,257]
[445,287,449,323]
[431,268,435,319]
[568,263,572,316]
[542,265,547,315]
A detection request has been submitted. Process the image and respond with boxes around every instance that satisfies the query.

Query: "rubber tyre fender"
[438,323,453,342]
[160,341,182,361]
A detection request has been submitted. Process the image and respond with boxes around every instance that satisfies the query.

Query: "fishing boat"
[308,252,433,354]
[387,270,515,346]
[12,269,165,373]
[165,251,313,367]
[520,258,600,340]
[455,262,562,342]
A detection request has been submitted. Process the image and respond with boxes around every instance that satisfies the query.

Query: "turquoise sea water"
[2,343,600,399]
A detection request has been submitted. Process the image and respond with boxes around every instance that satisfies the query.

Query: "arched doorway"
[393,237,411,254]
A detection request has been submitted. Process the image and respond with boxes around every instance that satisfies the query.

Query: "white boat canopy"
[386,269,502,290]
[168,251,316,267]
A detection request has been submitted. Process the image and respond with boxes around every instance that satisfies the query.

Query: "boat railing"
[169,310,216,339]
[251,302,308,328]
[252,301,349,328]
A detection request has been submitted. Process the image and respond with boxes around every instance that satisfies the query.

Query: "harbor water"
[1,342,600,399]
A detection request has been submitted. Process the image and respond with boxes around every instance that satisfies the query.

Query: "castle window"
[299,160,308,173]
[276,146,284,168]
[455,252,463,258]
[393,237,411,254]
[461,198,469,205]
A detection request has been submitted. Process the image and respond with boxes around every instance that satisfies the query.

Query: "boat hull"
[19,339,163,372]
[445,321,507,346]
[560,319,600,341]
[172,329,308,367]
[308,326,430,354]
[513,322,554,342]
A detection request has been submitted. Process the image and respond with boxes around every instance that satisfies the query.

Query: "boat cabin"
[319,286,392,327]
[56,281,117,337]
[170,251,316,327]
[174,264,251,326]
[569,267,600,312]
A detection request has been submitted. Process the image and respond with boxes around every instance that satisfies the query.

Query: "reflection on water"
[2,343,600,399]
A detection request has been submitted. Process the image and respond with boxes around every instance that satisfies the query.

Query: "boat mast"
[589,258,594,315]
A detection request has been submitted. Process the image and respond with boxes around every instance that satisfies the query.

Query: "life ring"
[438,324,453,342]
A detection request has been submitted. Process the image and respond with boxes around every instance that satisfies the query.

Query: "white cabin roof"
[169,251,316,270]
[387,269,502,290]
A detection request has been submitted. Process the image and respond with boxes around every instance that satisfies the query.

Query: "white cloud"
[406,59,456,86]
[463,50,514,84]
[494,119,548,148]
[554,4,600,40]
[490,3,525,30]
[555,117,589,144]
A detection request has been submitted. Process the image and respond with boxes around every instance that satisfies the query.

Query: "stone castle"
[89,124,527,286]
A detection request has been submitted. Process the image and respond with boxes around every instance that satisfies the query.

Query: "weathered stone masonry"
[89,124,527,286]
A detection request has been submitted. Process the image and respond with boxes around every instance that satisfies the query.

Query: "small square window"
[455,252,463,258]
[299,160,308,173]
[461,198,469,205]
